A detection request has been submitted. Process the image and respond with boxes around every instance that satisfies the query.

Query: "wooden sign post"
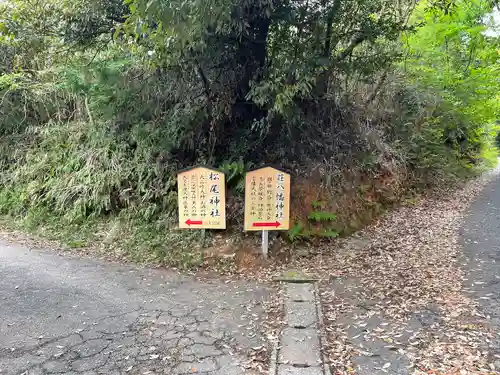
[244,167,291,258]
[177,166,226,230]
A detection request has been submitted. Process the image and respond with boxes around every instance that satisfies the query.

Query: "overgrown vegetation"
[0,0,499,267]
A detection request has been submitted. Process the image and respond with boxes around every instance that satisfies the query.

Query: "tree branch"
[105,15,128,24]
[196,63,212,103]
[365,71,388,104]
[335,33,366,62]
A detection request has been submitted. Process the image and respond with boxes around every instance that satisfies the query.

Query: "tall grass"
[0,118,207,267]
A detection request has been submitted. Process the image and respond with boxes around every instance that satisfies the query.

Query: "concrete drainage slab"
[270,282,329,375]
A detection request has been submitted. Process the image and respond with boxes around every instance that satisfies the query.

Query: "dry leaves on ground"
[194,172,500,374]
[306,173,500,374]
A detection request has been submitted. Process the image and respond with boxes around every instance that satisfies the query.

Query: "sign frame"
[177,165,226,230]
[244,165,291,232]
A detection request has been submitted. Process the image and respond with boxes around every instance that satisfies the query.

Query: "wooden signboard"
[177,166,226,229]
[244,167,291,231]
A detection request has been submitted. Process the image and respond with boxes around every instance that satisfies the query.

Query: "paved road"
[461,176,500,355]
[0,241,271,375]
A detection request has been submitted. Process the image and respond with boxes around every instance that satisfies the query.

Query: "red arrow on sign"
[252,221,281,228]
[185,219,203,226]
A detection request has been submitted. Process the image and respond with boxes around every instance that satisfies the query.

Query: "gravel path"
[0,240,272,375]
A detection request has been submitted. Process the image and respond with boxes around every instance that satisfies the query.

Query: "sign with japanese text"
[177,166,226,229]
[244,167,290,231]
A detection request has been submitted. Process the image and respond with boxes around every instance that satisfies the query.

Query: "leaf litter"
[214,169,500,374]
[307,172,500,375]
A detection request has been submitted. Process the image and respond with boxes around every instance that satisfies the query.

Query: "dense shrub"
[0,0,498,266]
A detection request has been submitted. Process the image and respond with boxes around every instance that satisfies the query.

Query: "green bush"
[0,0,498,266]
[0,118,207,267]
[0,120,178,220]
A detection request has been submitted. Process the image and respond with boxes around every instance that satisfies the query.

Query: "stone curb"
[314,283,331,375]
[268,335,279,375]
[271,281,329,375]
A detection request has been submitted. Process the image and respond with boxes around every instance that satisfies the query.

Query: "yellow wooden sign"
[177,166,226,229]
[244,167,290,231]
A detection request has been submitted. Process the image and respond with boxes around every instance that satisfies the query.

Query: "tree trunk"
[314,0,342,97]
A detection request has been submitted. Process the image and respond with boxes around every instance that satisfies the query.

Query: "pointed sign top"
[176,165,224,175]
[246,164,290,174]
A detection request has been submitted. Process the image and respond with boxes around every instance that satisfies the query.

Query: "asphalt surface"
[461,176,500,354]
[0,241,271,375]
